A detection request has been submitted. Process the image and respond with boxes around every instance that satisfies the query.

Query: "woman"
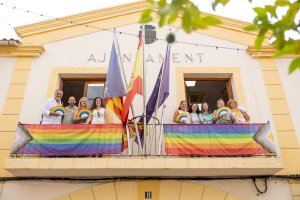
[213,99,235,124]
[86,97,107,124]
[173,100,191,124]
[227,99,250,124]
[199,102,213,124]
[73,97,91,124]
[189,103,200,124]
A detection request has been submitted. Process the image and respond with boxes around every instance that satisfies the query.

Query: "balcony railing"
[11,122,276,158]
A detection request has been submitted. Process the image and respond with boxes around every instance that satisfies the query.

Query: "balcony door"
[185,78,233,111]
[60,79,105,107]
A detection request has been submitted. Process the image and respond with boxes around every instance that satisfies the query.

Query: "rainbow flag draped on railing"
[164,123,276,156]
[12,124,125,156]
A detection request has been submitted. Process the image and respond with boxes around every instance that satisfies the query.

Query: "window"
[61,79,105,107]
[85,82,105,106]
[185,78,233,111]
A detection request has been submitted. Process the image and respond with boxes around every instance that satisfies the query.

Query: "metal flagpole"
[113,31,142,155]
[158,103,166,155]
[157,43,170,155]
[142,25,147,155]
[148,44,169,154]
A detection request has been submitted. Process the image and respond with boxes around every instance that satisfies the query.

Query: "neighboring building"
[0,2,300,200]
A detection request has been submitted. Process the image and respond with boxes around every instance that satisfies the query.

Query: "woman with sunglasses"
[86,97,107,124]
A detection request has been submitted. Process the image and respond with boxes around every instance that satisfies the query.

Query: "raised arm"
[213,110,218,122]
[199,114,205,124]
[173,110,179,123]
[72,110,81,123]
[242,111,250,122]
[85,115,92,124]
[42,99,60,117]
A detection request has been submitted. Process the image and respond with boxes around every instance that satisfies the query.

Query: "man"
[41,89,63,124]
[62,96,78,124]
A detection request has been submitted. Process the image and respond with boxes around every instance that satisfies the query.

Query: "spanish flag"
[103,42,126,122]
[121,35,143,123]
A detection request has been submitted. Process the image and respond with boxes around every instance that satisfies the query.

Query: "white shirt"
[91,108,106,124]
[190,113,200,124]
[41,98,62,124]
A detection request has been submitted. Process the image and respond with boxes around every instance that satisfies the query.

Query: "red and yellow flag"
[104,98,123,122]
[121,35,143,123]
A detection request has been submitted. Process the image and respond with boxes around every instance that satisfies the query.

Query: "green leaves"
[289,57,300,74]
[140,0,300,74]
[212,0,230,10]
[139,8,153,23]
[275,0,291,7]
[244,24,257,31]
[140,0,223,32]
[254,7,266,17]
[182,9,192,32]
[248,0,300,74]
[167,11,178,24]
[201,16,222,26]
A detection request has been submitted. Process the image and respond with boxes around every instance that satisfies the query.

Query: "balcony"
[4,123,284,178]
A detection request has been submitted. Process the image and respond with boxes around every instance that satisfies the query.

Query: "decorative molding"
[0,45,45,57]
[15,1,263,40]
[247,46,298,58]
[15,1,151,37]
[5,157,283,177]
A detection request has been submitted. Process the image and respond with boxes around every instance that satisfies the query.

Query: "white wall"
[0,57,15,115]
[277,58,300,144]
[199,179,292,200]
[19,23,272,125]
[0,179,292,200]
[16,23,283,154]
[0,180,91,200]
[16,23,284,154]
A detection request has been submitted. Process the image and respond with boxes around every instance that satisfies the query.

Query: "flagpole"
[158,103,166,155]
[113,31,142,155]
[142,25,147,155]
[148,44,169,154]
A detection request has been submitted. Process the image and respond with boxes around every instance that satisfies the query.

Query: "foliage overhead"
[140,0,300,74]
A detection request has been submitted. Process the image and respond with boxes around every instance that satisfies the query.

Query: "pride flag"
[12,124,125,156]
[121,35,143,124]
[164,124,275,156]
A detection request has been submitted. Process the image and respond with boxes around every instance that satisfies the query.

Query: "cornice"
[15,1,264,39]
[15,1,151,37]
[0,45,45,57]
[247,46,299,58]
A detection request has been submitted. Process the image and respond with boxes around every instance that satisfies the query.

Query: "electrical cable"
[252,178,268,194]
[0,2,246,52]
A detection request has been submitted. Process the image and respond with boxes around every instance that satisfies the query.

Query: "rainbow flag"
[253,123,276,154]
[164,124,275,156]
[13,124,125,156]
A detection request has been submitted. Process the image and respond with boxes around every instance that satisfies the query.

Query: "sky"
[0,0,284,40]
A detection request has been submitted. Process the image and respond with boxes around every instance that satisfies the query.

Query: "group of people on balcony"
[173,99,250,124]
[41,89,107,124]
[41,89,250,125]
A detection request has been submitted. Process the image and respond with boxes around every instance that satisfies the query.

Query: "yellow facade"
[53,181,245,200]
[0,1,299,199]
[258,58,300,175]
